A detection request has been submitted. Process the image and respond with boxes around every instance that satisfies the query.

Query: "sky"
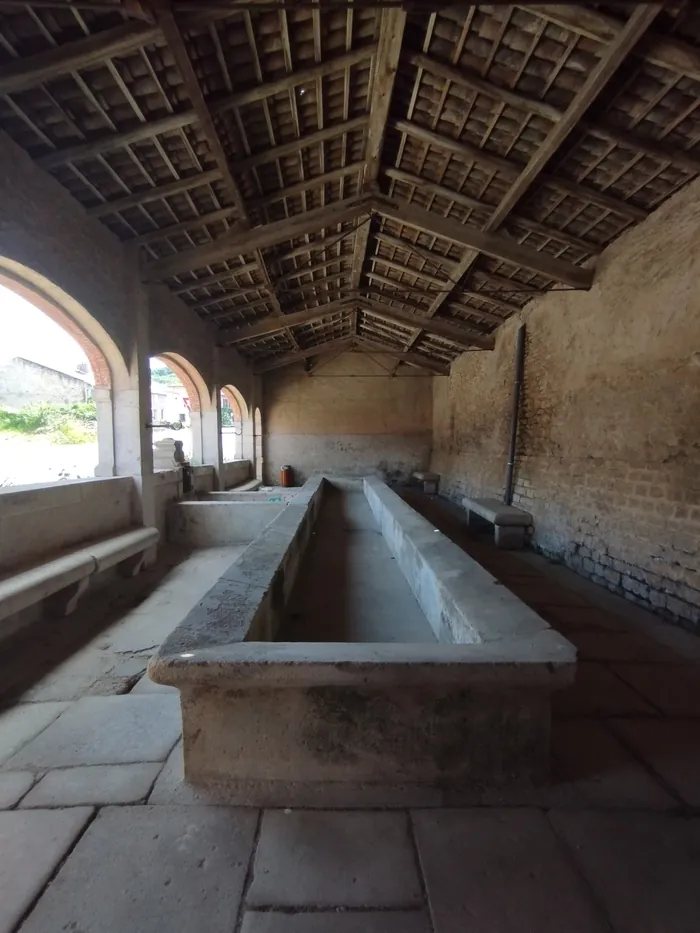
[0,283,92,382]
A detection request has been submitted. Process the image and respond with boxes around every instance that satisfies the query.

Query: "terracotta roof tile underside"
[1,1,699,373]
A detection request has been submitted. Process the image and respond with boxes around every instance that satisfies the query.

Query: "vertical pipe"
[504,324,526,506]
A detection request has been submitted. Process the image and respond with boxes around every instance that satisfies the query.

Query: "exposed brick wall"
[431,177,700,632]
[264,350,433,484]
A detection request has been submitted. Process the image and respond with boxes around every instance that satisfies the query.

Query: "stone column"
[92,385,114,477]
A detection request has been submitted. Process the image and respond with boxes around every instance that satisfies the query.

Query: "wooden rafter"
[130,208,237,246]
[254,337,353,374]
[171,262,259,294]
[248,162,366,209]
[0,21,160,97]
[354,337,450,376]
[235,117,367,173]
[358,300,494,350]
[219,299,354,345]
[350,8,406,295]
[374,197,593,289]
[146,197,371,279]
[87,171,223,218]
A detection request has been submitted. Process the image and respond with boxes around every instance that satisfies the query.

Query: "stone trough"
[149,475,576,805]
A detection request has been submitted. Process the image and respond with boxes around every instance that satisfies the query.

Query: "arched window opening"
[0,278,113,486]
[254,407,263,481]
[221,385,247,461]
[149,353,208,469]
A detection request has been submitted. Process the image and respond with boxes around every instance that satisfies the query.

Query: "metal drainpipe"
[504,324,526,506]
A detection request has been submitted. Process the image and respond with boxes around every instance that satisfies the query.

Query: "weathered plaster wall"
[432,177,700,630]
[263,351,433,484]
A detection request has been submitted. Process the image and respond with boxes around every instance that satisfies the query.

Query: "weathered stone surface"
[20,763,163,808]
[607,719,700,806]
[20,806,258,933]
[0,772,34,809]
[555,662,658,718]
[5,696,181,770]
[247,811,422,908]
[550,811,700,933]
[551,720,674,808]
[0,807,92,933]
[0,702,68,766]
[241,913,431,933]
[608,663,700,717]
[131,674,178,694]
[413,809,609,933]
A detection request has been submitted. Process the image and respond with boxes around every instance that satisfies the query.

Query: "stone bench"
[0,526,159,621]
[413,471,440,494]
[462,497,532,549]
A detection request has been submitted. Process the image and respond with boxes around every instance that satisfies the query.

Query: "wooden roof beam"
[371,255,449,289]
[145,196,371,279]
[254,338,354,374]
[236,117,367,173]
[219,299,355,345]
[373,197,593,290]
[520,4,700,83]
[350,8,407,294]
[354,337,450,376]
[385,167,602,254]
[248,162,366,209]
[212,44,376,112]
[36,111,199,170]
[87,170,222,219]
[366,270,436,301]
[171,262,259,294]
[129,208,237,247]
[374,231,459,272]
[0,21,160,97]
[393,119,518,178]
[280,274,352,295]
[278,255,351,284]
[486,5,662,231]
[358,300,494,351]
[585,120,700,177]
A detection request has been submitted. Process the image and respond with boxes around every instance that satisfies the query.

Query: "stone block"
[5,695,181,771]
[0,772,34,809]
[20,806,258,933]
[413,809,609,933]
[0,807,93,933]
[550,811,700,933]
[241,914,431,933]
[247,810,422,909]
[0,702,69,766]
[20,763,163,808]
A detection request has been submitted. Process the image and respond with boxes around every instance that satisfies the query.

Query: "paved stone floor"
[1,505,700,933]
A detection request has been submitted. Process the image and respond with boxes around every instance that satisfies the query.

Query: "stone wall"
[263,351,433,484]
[0,357,92,409]
[432,177,700,631]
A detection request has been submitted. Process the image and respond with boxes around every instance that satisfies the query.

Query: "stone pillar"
[189,410,204,466]
[201,389,224,490]
[112,250,156,530]
[92,385,114,477]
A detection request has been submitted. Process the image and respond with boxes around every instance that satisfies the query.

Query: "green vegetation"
[151,365,180,386]
[0,401,97,444]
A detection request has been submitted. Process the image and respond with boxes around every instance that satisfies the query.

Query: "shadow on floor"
[0,547,196,711]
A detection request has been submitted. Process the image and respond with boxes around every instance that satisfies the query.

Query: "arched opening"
[149,353,208,468]
[221,385,248,461]
[0,268,122,486]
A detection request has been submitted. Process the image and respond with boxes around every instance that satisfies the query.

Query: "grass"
[0,401,97,444]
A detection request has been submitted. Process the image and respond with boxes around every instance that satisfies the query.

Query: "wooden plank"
[371,255,448,289]
[0,21,160,97]
[36,111,198,169]
[359,300,494,350]
[87,170,222,218]
[278,256,350,283]
[375,196,593,289]
[385,167,599,254]
[454,293,519,319]
[253,337,354,373]
[521,4,700,82]
[408,51,564,123]
[280,273,352,295]
[393,119,518,178]
[212,44,376,112]
[248,162,365,208]
[145,196,371,279]
[542,173,647,222]
[219,298,354,344]
[236,117,367,173]
[374,231,459,270]
[366,270,436,300]
[129,208,237,246]
[487,5,662,229]
[354,338,451,376]
[585,120,700,176]
[171,262,259,294]
[192,284,269,311]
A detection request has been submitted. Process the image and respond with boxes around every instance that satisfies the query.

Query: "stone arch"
[0,262,130,478]
[151,352,211,466]
[221,384,250,461]
[254,407,263,481]
[221,384,248,423]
